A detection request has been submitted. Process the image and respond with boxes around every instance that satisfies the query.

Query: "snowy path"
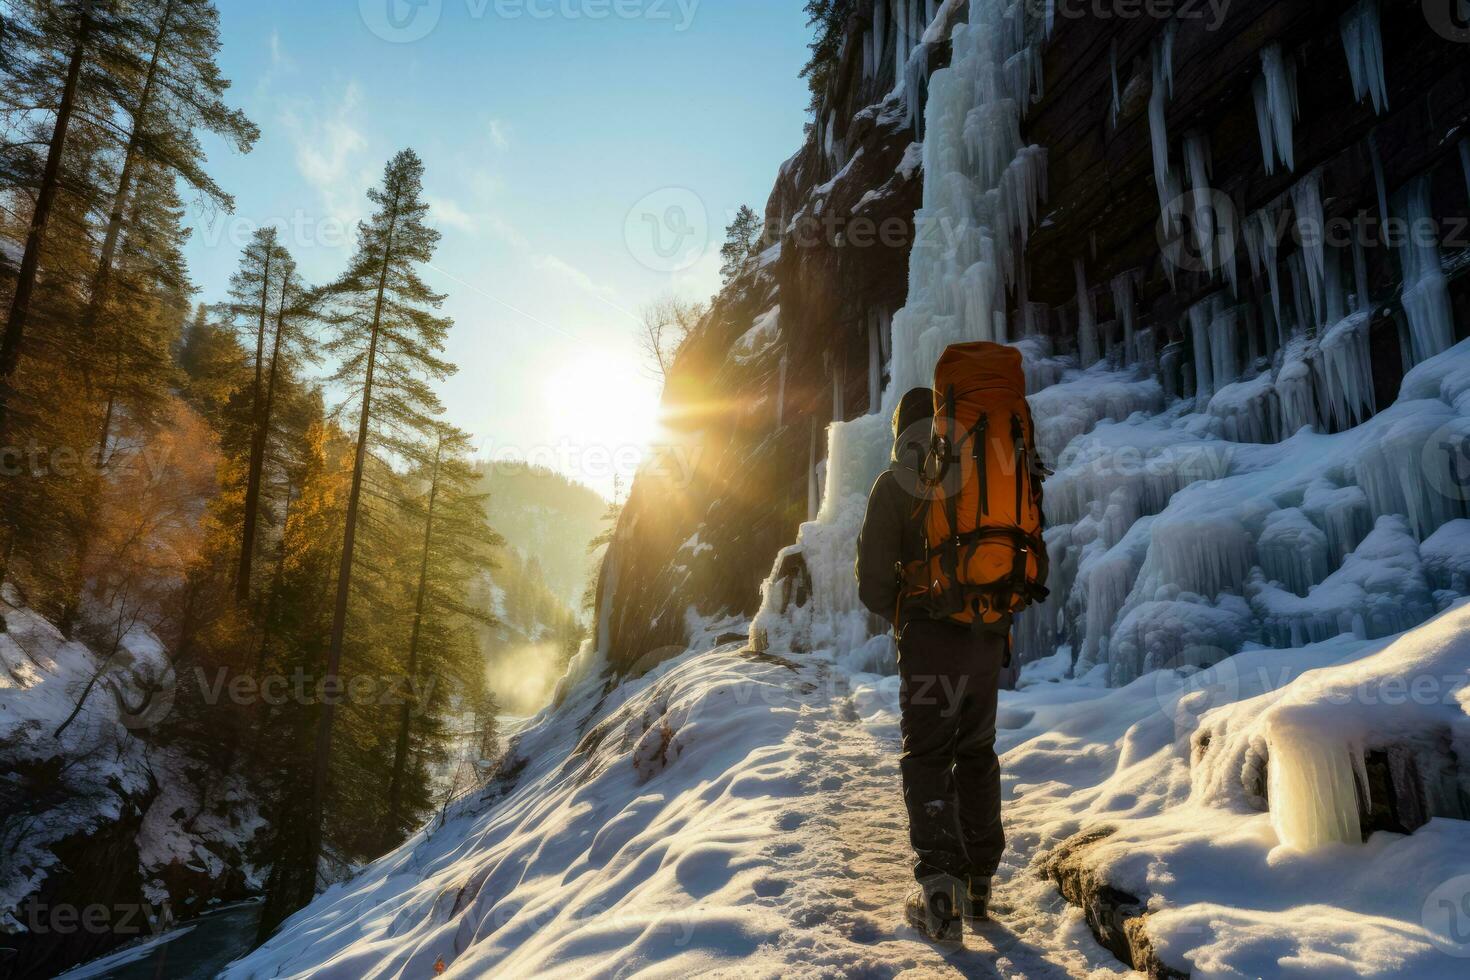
[754,662,1131,979]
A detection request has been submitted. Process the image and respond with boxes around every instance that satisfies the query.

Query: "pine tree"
[719,205,763,284]
[382,424,500,846]
[82,0,257,340]
[308,148,456,882]
[800,0,857,111]
[0,0,153,434]
[252,417,352,938]
[216,231,317,604]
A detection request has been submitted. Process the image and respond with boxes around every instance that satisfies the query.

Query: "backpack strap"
[943,386,960,615]
[972,414,989,523]
[1011,413,1026,523]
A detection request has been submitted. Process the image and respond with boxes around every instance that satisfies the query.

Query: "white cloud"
[488,119,510,151]
[282,82,372,232]
[424,194,477,234]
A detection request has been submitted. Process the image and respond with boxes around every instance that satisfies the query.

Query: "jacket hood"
[892,387,935,469]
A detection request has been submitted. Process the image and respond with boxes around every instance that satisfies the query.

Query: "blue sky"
[184,0,814,497]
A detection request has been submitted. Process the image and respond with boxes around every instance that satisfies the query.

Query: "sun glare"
[546,354,663,492]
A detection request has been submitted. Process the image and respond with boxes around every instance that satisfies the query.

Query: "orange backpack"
[902,342,1051,630]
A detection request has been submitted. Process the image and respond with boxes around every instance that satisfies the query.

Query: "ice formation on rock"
[1396,175,1455,366]
[747,4,1470,857]
[1340,0,1387,115]
[1253,43,1297,175]
[1291,171,1327,327]
[752,0,1049,659]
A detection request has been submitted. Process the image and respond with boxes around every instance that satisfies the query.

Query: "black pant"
[897,619,1005,883]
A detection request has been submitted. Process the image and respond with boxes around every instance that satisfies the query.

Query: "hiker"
[856,343,1049,944]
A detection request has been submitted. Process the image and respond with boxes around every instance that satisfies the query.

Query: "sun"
[545,352,663,493]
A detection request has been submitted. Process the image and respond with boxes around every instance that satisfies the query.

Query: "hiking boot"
[963,875,992,925]
[904,875,962,945]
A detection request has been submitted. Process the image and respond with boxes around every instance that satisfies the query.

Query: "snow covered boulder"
[1258,600,1470,850]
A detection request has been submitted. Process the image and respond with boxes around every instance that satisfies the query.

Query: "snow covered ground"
[220,596,1470,978]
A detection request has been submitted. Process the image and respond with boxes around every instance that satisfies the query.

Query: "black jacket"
[856,389,934,624]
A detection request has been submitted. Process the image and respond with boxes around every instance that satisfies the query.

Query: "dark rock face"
[596,3,1470,677]
[1,776,155,980]
[1024,0,1470,398]
[1043,826,1190,979]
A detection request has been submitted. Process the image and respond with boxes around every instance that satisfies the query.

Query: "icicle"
[1209,372,1280,444]
[1352,233,1371,315]
[1319,311,1376,430]
[1111,272,1137,365]
[1149,41,1176,222]
[1340,0,1387,115]
[1183,132,1218,276]
[1189,295,1217,401]
[1287,253,1311,338]
[1252,75,1275,176]
[1159,339,1184,401]
[1292,172,1327,327]
[1161,20,1177,99]
[1208,301,1240,392]
[1302,480,1372,565]
[1394,175,1455,366]
[1268,718,1364,850]
[1259,509,1331,595]
[1258,209,1285,342]
[1253,44,1298,174]
[1276,350,1320,436]
[1324,245,1346,327]
[1075,258,1100,368]
[874,0,887,69]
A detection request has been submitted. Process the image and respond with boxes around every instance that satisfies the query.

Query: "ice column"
[1268,715,1364,850]
[1075,259,1100,367]
[1112,272,1137,365]
[1395,176,1455,366]
[754,0,1049,662]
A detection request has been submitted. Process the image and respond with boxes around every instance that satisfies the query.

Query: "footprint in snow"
[752,877,789,898]
[776,811,807,831]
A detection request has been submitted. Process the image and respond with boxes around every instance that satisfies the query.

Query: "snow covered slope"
[222,603,1470,978]
[223,629,1131,979]
[0,590,263,971]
